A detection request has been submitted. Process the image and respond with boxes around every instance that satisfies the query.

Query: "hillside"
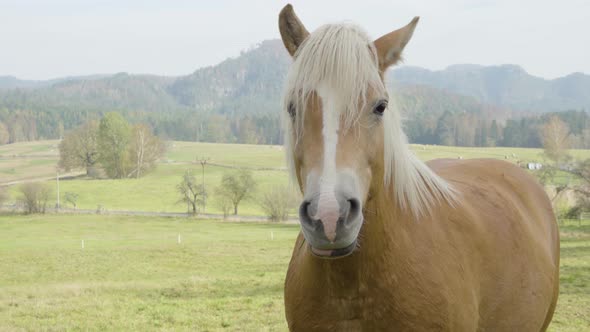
[0,39,589,147]
[168,40,292,115]
[0,40,508,117]
[2,39,588,115]
[0,73,181,113]
[5,39,588,117]
[0,76,52,89]
[390,65,590,112]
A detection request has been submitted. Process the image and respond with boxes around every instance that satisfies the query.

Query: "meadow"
[0,214,588,331]
[3,140,590,215]
[0,140,62,184]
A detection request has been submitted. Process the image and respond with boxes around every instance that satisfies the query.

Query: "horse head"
[279,5,420,258]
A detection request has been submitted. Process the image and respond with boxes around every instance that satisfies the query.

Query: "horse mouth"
[310,240,357,259]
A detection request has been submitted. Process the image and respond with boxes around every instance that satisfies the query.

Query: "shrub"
[259,185,299,222]
[64,192,79,209]
[216,170,257,215]
[18,182,51,214]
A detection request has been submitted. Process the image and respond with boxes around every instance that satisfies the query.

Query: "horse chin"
[310,239,357,259]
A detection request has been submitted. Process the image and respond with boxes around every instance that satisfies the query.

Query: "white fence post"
[81,239,85,249]
[178,234,181,244]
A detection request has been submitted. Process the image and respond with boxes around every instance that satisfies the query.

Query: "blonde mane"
[282,23,455,217]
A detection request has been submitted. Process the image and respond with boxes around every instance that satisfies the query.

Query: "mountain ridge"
[1,39,588,116]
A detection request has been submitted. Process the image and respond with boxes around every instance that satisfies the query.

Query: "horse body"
[278,4,559,331]
[285,159,559,331]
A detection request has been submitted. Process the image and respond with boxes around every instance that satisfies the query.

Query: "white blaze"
[314,83,341,242]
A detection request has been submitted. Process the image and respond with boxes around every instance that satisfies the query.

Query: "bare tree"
[541,116,571,165]
[128,124,166,178]
[64,192,79,209]
[177,170,207,215]
[18,182,51,214]
[216,170,257,215]
[259,185,299,222]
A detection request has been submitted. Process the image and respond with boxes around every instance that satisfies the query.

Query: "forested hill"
[168,40,291,114]
[0,39,589,147]
[390,65,590,112]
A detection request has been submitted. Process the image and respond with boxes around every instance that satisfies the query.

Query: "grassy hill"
[2,140,590,215]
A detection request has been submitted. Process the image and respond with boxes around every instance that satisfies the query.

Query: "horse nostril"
[347,198,361,222]
[299,200,313,226]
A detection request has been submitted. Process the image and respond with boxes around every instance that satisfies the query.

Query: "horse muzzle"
[298,194,362,259]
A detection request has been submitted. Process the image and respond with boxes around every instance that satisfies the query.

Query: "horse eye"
[288,102,296,118]
[373,100,388,116]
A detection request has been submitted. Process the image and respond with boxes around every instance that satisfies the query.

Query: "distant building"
[527,163,543,170]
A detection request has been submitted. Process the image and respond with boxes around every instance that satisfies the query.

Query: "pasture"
[0,140,62,184]
[3,140,590,215]
[0,215,588,331]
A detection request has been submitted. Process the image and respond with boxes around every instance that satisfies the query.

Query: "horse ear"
[279,4,310,57]
[373,17,419,71]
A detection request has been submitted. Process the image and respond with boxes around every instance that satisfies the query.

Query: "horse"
[278,4,559,331]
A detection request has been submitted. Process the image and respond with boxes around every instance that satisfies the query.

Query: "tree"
[177,170,207,215]
[128,124,166,178]
[537,158,590,219]
[259,185,298,222]
[435,111,455,146]
[489,120,500,146]
[98,112,131,179]
[215,194,233,219]
[64,192,79,209]
[541,116,571,165]
[18,182,51,214]
[0,122,9,145]
[206,115,234,143]
[216,170,257,215]
[58,120,100,176]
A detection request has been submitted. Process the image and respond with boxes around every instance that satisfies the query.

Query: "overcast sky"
[1,0,588,80]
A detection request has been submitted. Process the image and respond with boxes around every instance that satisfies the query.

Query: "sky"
[0,0,588,80]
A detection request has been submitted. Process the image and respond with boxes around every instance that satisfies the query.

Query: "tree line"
[405,109,590,148]
[0,108,281,145]
[2,105,590,149]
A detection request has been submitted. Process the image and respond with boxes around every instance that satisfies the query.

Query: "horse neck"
[359,183,406,259]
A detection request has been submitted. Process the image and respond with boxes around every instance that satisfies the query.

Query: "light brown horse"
[278,4,559,331]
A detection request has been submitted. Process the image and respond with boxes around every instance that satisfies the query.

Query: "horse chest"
[285,269,411,330]
[284,254,458,331]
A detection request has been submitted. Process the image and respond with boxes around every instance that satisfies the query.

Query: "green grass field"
[3,140,590,215]
[0,215,588,331]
